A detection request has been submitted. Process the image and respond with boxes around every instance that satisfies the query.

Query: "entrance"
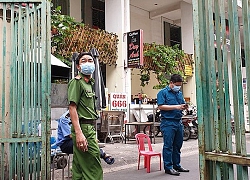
[193,0,250,179]
[0,1,51,179]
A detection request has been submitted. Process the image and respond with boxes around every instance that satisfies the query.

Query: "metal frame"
[193,0,250,179]
[101,110,125,143]
[0,1,51,179]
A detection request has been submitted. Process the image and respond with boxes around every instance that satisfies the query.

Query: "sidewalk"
[102,137,198,171]
[53,137,199,179]
[53,134,250,179]
[104,153,199,180]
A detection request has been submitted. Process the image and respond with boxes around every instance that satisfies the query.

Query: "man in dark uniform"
[68,52,103,180]
[157,74,189,176]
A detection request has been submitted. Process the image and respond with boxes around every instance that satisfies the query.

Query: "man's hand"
[158,104,188,111]
[69,103,88,152]
[76,132,88,152]
[178,104,188,110]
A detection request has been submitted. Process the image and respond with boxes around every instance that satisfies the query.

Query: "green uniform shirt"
[68,73,98,120]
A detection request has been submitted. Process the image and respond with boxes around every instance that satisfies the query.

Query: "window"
[164,22,182,49]
[51,0,70,15]
[92,0,105,30]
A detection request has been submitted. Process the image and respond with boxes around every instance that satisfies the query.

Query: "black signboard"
[127,29,143,68]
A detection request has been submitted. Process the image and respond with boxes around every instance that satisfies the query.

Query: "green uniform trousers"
[71,124,103,180]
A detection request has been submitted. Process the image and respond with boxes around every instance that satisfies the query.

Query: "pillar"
[105,0,131,100]
[181,2,196,104]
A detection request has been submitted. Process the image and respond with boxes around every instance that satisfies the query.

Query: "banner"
[126,29,143,68]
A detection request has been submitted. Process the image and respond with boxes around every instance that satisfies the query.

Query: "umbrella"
[71,52,79,78]
[90,48,106,110]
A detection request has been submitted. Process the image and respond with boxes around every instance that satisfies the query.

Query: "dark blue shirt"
[157,86,185,120]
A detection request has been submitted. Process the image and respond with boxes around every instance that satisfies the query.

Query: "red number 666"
[112,100,127,107]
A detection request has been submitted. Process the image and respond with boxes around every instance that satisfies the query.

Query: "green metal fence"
[193,0,250,179]
[0,1,51,179]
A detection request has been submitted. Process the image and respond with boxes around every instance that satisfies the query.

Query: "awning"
[51,54,70,68]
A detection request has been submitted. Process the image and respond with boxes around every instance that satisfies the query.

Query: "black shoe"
[174,166,189,172]
[165,169,180,176]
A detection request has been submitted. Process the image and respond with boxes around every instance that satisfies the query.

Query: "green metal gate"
[193,0,250,179]
[0,1,51,179]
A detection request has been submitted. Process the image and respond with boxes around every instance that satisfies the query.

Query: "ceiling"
[130,0,244,44]
[130,0,192,22]
[130,0,242,23]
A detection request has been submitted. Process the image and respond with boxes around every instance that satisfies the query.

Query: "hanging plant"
[51,6,83,66]
[139,69,150,87]
[142,43,185,89]
[51,6,119,66]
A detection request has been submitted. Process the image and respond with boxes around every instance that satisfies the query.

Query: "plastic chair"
[135,133,161,173]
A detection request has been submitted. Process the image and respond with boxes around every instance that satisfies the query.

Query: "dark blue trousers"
[60,139,73,154]
[160,119,183,170]
[60,139,106,158]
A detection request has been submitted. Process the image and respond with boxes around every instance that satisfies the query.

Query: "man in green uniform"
[68,52,103,180]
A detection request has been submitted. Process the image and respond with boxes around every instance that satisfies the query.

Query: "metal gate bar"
[193,0,250,179]
[242,0,250,142]
[0,1,51,180]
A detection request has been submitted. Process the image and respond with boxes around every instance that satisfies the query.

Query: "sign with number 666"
[110,93,128,109]
[110,92,128,123]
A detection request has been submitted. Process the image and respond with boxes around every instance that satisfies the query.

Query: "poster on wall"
[242,78,249,131]
[110,92,128,123]
[243,78,247,105]
[213,18,230,51]
[126,29,143,68]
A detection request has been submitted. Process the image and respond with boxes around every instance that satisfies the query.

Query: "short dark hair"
[76,52,93,65]
[170,74,183,83]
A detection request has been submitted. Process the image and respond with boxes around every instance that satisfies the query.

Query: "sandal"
[104,155,115,165]
[100,149,115,165]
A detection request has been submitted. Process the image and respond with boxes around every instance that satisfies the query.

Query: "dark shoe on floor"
[165,169,180,176]
[104,155,115,165]
[100,149,115,165]
[174,166,189,172]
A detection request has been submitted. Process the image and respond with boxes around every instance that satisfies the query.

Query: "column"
[181,2,196,104]
[105,0,131,101]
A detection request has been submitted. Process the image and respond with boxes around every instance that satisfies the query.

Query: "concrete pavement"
[53,137,199,179]
[103,154,199,180]
[53,133,250,179]
[102,138,199,180]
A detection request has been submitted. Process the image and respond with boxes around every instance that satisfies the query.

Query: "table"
[124,122,155,144]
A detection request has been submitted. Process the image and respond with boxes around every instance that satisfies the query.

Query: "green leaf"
[141,43,185,89]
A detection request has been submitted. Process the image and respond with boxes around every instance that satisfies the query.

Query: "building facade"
[54,0,198,104]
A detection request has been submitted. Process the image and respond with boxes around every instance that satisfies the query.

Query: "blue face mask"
[80,62,95,75]
[172,85,181,92]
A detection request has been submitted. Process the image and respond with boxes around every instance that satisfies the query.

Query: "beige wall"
[131,68,160,100]
[70,0,81,22]
[105,0,129,94]
[130,6,151,42]
[181,2,196,104]
[130,5,163,99]
[130,5,163,44]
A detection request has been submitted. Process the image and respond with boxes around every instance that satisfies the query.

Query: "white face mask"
[80,62,95,75]
[172,85,181,92]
